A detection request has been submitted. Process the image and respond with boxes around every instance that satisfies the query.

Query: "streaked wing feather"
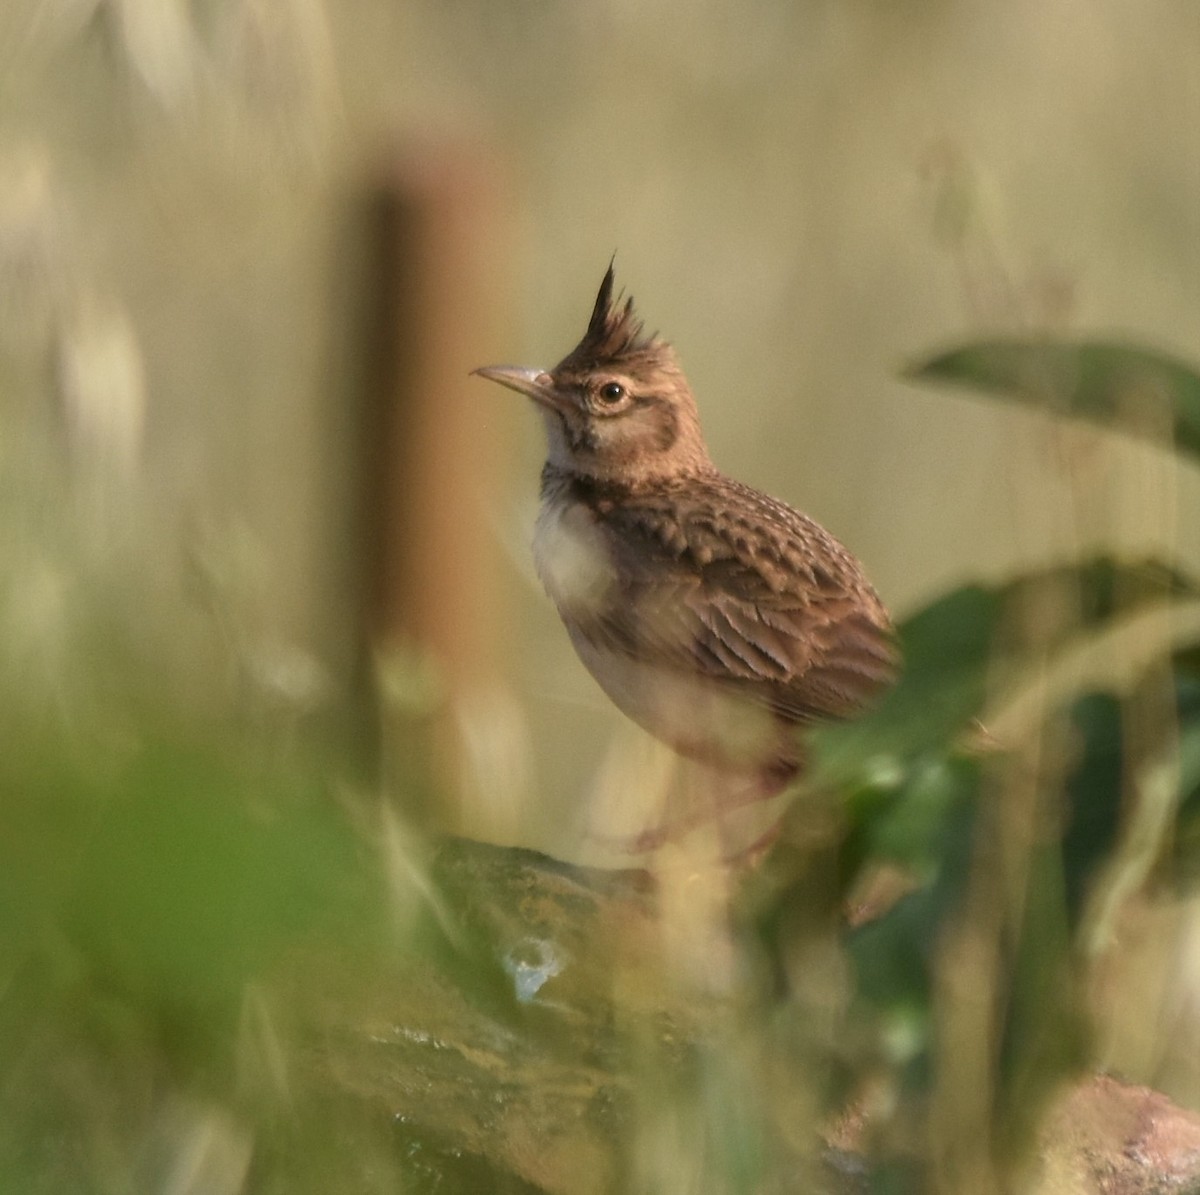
[574,570,894,725]
[555,471,897,726]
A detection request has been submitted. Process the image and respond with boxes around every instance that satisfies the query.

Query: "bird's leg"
[587,759,796,858]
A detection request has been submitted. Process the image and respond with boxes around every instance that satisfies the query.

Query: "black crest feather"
[555,264,663,374]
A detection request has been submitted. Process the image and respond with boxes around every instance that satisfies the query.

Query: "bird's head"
[473,265,712,485]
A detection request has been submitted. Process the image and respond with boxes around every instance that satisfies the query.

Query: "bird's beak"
[471,365,557,408]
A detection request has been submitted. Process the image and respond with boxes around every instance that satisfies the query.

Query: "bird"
[473,265,895,816]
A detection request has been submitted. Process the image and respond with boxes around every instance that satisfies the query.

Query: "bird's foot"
[586,767,793,861]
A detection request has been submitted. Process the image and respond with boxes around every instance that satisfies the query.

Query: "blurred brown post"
[360,143,511,824]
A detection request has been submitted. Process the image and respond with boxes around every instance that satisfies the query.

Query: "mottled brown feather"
[549,470,896,726]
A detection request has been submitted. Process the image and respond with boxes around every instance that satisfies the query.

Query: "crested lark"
[474,266,894,806]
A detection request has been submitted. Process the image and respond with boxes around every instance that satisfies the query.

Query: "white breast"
[533,491,782,775]
[532,495,614,617]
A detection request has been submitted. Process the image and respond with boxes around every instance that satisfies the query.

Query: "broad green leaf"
[906,339,1200,462]
[62,743,380,1026]
[1165,677,1200,888]
[1059,694,1125,921]
[811,555,1198,785]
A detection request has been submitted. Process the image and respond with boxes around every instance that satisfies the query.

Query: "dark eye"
[598,382,626,404]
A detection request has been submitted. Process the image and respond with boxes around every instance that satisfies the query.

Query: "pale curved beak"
[470,364,556,405]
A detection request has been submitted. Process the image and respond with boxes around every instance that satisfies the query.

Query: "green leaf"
[64,744,378,1029]
[1165,676,1200,888]
[905,339,1200,461]
[811,556,1199,785]
[847,757,981,1003]
[1059,694,1125,922]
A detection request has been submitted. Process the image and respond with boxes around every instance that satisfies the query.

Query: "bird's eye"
[598,382,626,404]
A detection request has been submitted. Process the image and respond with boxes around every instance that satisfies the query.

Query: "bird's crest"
[555,263,665,374]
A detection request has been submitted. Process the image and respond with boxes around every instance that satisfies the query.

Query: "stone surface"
[305,837,1200,1194]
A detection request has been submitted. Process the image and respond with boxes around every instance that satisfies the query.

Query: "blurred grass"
[0,731,381,1189]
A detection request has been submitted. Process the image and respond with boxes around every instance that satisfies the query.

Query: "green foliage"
[813,555,1196,784]
[65,746,371,1023]
[762,333,1200,1191]
[907,338,1200,461]
[0,730,390,1191]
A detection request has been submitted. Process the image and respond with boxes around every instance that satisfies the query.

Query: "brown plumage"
[473,265,895,790]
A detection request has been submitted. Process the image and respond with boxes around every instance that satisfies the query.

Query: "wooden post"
[359,144,512,826]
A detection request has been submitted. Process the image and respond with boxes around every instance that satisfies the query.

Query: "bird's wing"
[582,484,897,724]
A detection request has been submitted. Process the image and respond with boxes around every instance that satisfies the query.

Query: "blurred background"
[4,2,1200,1191]
[3,0,1198,852]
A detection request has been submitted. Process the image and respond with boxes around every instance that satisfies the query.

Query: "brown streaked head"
[473,265,714,485]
